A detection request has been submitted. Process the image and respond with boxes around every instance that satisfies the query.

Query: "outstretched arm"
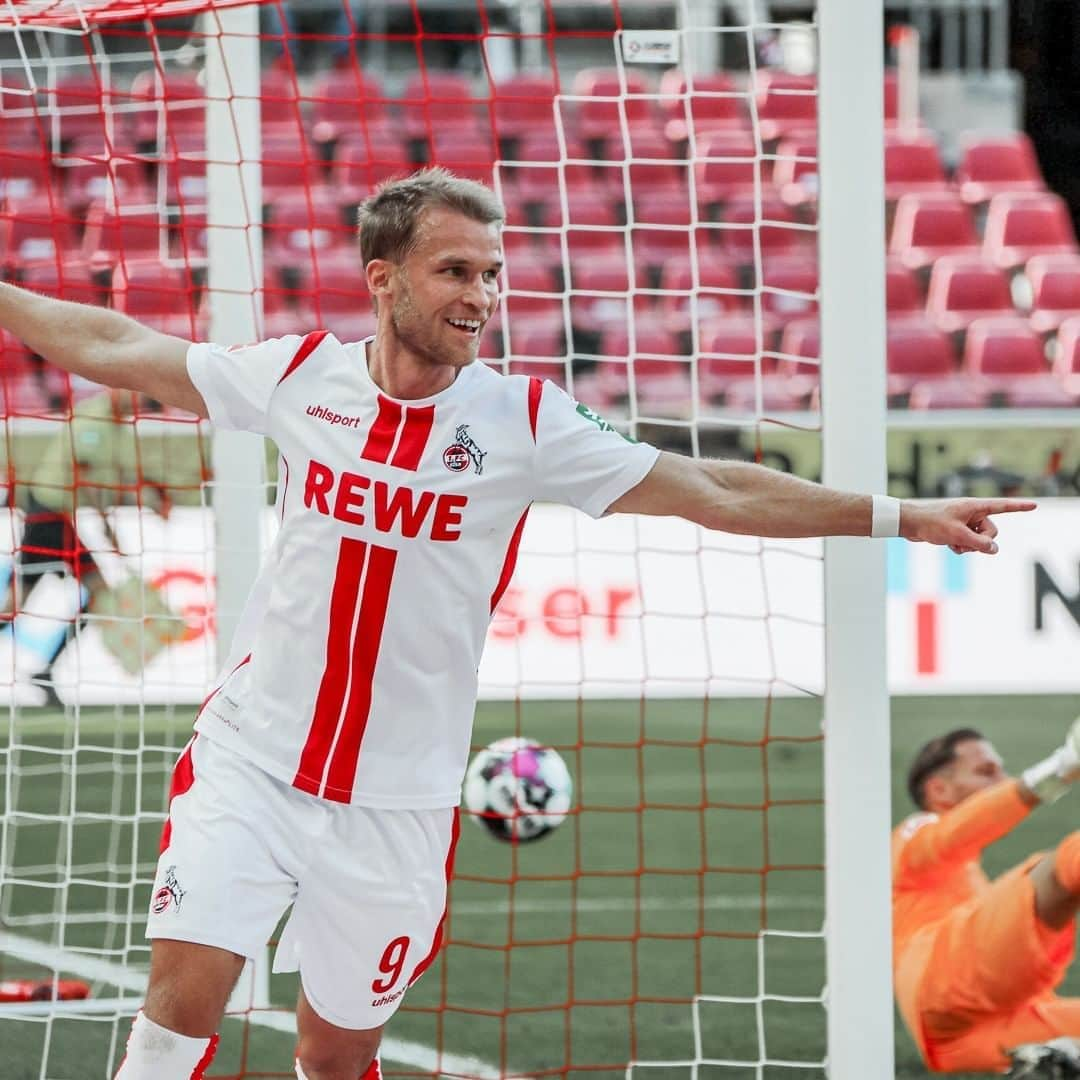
[607,452,1036,554]
[0,281,207,417]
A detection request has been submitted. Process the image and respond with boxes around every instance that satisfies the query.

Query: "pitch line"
[449,893,823,916]
[0,929,505,1079]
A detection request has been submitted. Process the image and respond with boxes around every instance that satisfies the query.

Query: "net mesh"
[0,3,832,1076]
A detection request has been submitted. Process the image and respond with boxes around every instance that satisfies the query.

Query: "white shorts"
[147,735,459,1029]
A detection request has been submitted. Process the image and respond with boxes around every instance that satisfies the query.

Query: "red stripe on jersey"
[159,735,198,854]
[322,543,398,802]
[390,405,435,471]
[278,330,328,386]
[294,538,370,796]
[408,807,461,987]
[490,507,531,614]
[191,1033,220,1078]
[527,377,543,441]
[361,395,403,465]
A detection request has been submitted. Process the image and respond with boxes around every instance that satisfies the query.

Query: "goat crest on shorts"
[463,736,572,843]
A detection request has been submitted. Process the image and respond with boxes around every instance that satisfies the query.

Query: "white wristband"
[871,494,901,538]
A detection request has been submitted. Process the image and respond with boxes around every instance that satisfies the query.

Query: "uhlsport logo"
[151,865,186,915]
[888,539,971,676]
[443,445,470,472]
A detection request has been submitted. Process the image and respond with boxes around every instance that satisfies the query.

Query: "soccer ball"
[463,737,572,843]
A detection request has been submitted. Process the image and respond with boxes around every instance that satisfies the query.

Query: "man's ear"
[366,259,394,304]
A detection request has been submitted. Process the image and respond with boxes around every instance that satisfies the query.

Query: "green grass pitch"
[2,694,1078,1079]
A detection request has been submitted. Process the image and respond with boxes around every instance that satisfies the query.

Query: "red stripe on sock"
[390,404,435,471]
[278,331,328,386]
[362,395,403,465]
[407,808,461,986]
[490,507,531,614]
[190,1033,220,1079]
[294,538,369,796]
[322,544,398,802]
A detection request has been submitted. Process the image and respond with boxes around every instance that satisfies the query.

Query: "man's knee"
[295,1038,379,1080]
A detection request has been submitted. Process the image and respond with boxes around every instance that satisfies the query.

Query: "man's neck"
[366,336,459,401]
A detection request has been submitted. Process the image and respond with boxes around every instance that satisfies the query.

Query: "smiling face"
[371,206,503,377]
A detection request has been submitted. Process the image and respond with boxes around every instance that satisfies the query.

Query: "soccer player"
[0,168,1033,1080]
[895,724,1080,1075]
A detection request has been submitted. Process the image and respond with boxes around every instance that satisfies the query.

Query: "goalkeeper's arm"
[0,281,207,417]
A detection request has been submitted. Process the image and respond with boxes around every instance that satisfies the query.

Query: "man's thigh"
[920,858,1075,1039]
[276,805,460,1031]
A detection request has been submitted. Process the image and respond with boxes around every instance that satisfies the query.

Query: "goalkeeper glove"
[1021,717,1080,805]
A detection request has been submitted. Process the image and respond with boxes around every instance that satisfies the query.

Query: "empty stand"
[754,72,816,143]
[659,70,746,144]
[1026,254,1080,334]
[889,192,979,271]
[883,132,948,202]
[924,255,1014,335]
[963,314,1074,405]
[983,192,1079,270]
[954,132,1045,206]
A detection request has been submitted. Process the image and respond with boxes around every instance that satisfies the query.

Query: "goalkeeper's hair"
[907,727,987,810]
[358,167,505,267]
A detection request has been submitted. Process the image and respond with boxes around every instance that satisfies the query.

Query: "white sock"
[114,1010,218,1079]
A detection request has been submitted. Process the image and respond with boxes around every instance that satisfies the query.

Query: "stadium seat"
[83,203,170,267]
[159,147,208,207]
[1026,254,1080,334]
[632,194,695,273]
[759,255,819,320]
[594,324,691,416]
[544,191,623,262]
[964,314,1075,406]
[773,135,818,211]
[426,132,495,187]
[924,255,1014,335]
[754,71,816,143]
[883,131,948,202]
[983,192,1080,271]
[569,256,636,333]
[287,246,370,313]
[492,73,558,143]
[501,263,563,330]
[721,374,812,414]
[886,317,958,395]
[501,133,595,208]
[777,316,821,376]
[19,261,100,306]
[112,260,198,315]
[3,194,80,268]
[49,72,117,146]
[261,133,325,197]
[60,135,148,211]
[332,131,412,197]
[1053,315,1080,391]
[658,253,741,327]
[130,69,205,147]
[693,130,762,210]
[717,196,805,261]
[400,72,486,138]
[309,66,388,146]
[616,129,687,198]
[505,322,567,365]
[889,192,979,272]
[954,132,1045,206]
[886,257,924,313]
[571,68,657,144]
[659,70,747,144]
[259,61,307,137]
[698,315,770,400]
[906,375,990,410]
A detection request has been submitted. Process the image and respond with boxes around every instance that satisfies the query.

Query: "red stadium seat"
[889,193,979,272]
[660,70,747,143]
[983,192,1080,271]
[773,136,818,211]
[883,131,948,202]
[112,260,198,315]
[1027,254,1080,334]
[569,256,634,333]
[287,246,370,313]
[0,144,57,201]
[698,315,769,400]
[777,317,820,376]
[332,131,412,197]
[593,323,691,416]
[924,255,1014,335]
[506,323,566,360]
[261,132,325,197]
[501,133,596,209]
[259,61,307,137]
[759,256,818,320]
[963,315,1076,405]
[426,132,495,187]
[20,261,100,306]
[617,129,687,198]
[954,132,1045,206]
[400,72,485,138]
[309,66,388,146]
[886,317,957,394]
[1053,315,1080,390]
[49,72,117,146]
[83,203,170,267]
[544,190,623,262]
[4,194,79,267]
[658,253,741,325]
[492,73,558,142]
[906,376,990,410]
[885,257,923,313]
[721,374,812,413]
[632,194,694,271]
[717,196,804,261]
[501,262,563,330]
[754,72,816,143]
[130,69,204,147]
[571,68,657,143]
[693,130,761,209]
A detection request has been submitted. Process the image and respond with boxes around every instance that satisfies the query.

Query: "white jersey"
[186,333,659,808]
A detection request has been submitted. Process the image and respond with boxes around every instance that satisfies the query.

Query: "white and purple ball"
[463,737,572,843]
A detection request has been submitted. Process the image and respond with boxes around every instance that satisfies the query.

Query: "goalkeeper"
[895,724,1080,1075]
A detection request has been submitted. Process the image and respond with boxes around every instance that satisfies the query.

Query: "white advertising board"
[1,501,1076,704]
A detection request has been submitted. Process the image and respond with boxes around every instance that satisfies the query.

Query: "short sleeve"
[532,382,659,517]
[186,336,305,434]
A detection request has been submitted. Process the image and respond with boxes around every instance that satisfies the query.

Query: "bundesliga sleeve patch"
[573,401,638,443]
